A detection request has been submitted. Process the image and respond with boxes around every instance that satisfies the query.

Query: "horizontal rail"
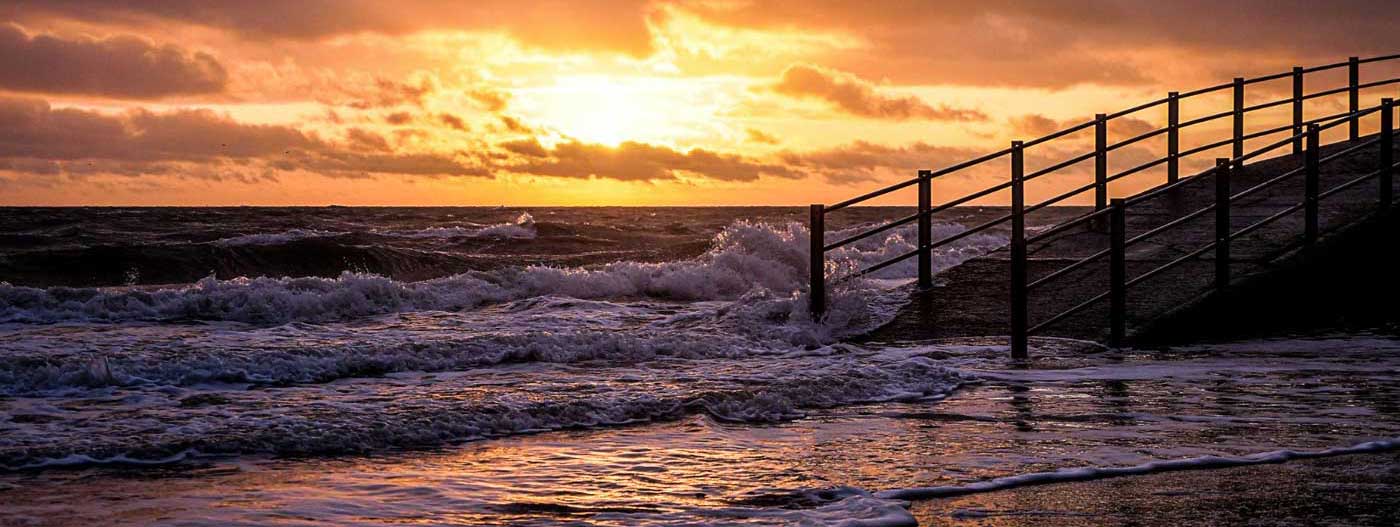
[1026,247,1110,291]
[826,178,920,213]
[927,212,1013,251]
[925,180,1013,216]
[1024,206,1114,245]
[1024,150,1097,181]
[1105,125,1171,153]
[1021,120,1097,148]
[823,212,921,251]
[1028,288,1110,335]
[1103,98,1171,121]
[1120,240,1217,291]
[1024,179,1098,215]
[832,247,919,284]
[1034,111,1398,336]
[1318,163,1394,201]
[816,55,1400,326]
[1176,108,1235,130]
[827,147,1014,212]
[1104,155,1171,185]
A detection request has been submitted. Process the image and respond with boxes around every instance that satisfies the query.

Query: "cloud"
[772,64,986,121]
[384,112,413,125]
[7,0,657,55]
[1009,113,1160,142]
[468,89,509,112]
[439,113,468,131]
[505,139,797,182]
[334,76,436,109]
[781,140,982,183]
[0,23,226,98]
[0,97,485,179]
[746,128,779,145]
[683,1,1400,87]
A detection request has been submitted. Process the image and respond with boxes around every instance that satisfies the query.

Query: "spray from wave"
[0,219,1001,327]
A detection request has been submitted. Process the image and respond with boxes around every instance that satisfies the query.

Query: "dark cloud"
[335,77,436,109]
[384,112,413,125]
[782,141,982,183]
[468,89,509,112]
[773,64,986,121]
[687,1,1400,87]
[0,97,485,179]
[5,0,656,55]
[1009,114,1159,142]
[508,139,797,182]
[439,113,468,131]
[0,23,226,98]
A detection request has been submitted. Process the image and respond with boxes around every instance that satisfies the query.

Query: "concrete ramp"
[859,135,1398,346]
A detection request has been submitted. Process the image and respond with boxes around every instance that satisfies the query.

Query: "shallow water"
[3,207,1395,525]
[4,336,1400,526]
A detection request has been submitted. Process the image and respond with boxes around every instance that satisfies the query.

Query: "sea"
[1,207,1397,526]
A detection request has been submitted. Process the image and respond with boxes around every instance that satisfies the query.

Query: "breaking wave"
[0,219,1002,326]
[1,349,967,469]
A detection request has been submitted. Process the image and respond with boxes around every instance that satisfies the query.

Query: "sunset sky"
[2,1,1399,206]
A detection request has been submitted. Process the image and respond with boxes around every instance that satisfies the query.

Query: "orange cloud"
[0,97,484,179]
[773,64,986,121]
[507,139,797,182]
[0,23,226,98]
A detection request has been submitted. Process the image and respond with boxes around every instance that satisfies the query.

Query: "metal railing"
[808,55,1400,358]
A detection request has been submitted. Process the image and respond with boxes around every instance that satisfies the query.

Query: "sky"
[1,0,1399,206]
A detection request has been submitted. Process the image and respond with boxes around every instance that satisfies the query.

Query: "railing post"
[1010,141,1028,361]
[1292,66,1304,155]
[1305,124,1320,247]
[917,170,932,289]
[809,204,826,317]
[1095,113,1108,211]
[1109,198,1127,348]
[1349,56,1360,141]
[1382,98,1394,210]
[1167,92,1179,184]
[1233,77,1245,165]
[1214,158,1231,293]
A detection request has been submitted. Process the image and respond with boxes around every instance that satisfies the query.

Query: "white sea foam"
[873,437,1400,500]
[0,219,1001,326]
[0,347,968,469]
[209,228,348,247]
[379,212,538,240]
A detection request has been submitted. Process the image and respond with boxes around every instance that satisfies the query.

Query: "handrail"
[1028,108,1397,339]
[809,54,1400,359]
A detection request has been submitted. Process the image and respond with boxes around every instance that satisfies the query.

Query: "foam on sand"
[875,437,1400,501]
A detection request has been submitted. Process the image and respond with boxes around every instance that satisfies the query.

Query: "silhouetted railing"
[809,55,1400,358]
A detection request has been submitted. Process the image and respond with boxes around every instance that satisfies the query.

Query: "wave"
[210,228,349,247]
[0,350,967,470]
[0,219,1003,326]
[374,212,538,240]
[873,437,1400,500]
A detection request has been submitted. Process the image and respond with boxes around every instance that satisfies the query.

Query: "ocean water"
[2,207,1398,526]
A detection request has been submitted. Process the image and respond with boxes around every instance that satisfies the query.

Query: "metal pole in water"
[1215,158,1231,292]
[1010,141,1029,360]
[1233,78,1245,165]
[1109,198,1127,348]
[1349,56,1360,141]
[1292,66,1304,156]
[1382,98,1394,209]
[809,204,825,317]
[918,170,932,289]
[1095,114,1107,210]
[1167,92,1180,184]
[1305,124,1320,246]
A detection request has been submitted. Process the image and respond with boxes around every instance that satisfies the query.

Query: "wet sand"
[910,452,1400,526]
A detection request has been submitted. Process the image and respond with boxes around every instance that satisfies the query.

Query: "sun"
[513,75,699,147]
